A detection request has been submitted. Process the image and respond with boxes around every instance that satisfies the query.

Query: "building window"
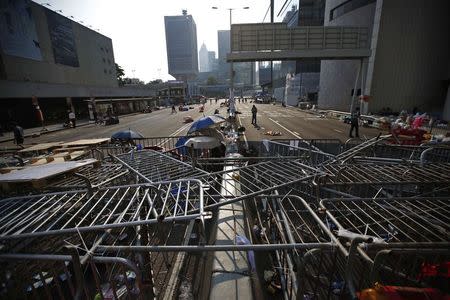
[107,58,111,65]
[330,0,376,21]
[100,47,104,52]
[105,48,109,53]
[102,58,106,63]
[104,69,107,74]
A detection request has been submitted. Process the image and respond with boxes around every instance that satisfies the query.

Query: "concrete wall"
[318,0,376,111]
[0,2,117,88]
[368,0,450,114]
[319,0,450,116]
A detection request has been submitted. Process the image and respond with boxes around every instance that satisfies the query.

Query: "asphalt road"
[3,101,384,147]
[235,102,382,142]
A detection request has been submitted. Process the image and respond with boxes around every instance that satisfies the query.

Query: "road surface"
[2,101,384,147]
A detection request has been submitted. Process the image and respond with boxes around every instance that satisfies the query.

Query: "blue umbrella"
[111,129,144,140]
[187,115,226,134]
[175,136,189,156]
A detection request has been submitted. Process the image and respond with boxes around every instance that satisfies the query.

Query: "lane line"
[268,118,303,139]
[333,129,343,133]
[157,122,192,147]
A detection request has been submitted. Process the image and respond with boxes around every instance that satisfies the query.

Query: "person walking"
[349,107,360,138]
[171,105,176,114]
[69,111,76,128]
[251,105,258,125]
[13,123,24,145]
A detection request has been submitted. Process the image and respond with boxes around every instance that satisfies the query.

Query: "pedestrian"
[171,105,176,114]
[251,104,257,125]
[13,123,24,145]
[349,107,360,138]
[69,111,76,128]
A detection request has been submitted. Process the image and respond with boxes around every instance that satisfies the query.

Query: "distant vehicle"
[142,106,152,113]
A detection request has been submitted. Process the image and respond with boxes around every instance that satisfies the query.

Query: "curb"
[0,121,92,144]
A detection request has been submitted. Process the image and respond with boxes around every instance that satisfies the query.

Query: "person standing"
[251,104,258,125]
[69,111,76,128]
[349,107,360,138]
[13,123,24,145]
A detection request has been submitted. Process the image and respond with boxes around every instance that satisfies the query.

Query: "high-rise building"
[0,0,156,128]
[217,30,230,83]
[198,43,209,72]
[208,51,217,72]
[164,10,198,80]
[319,0,450,118]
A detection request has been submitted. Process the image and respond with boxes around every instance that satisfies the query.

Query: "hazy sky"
[33,0,290,81]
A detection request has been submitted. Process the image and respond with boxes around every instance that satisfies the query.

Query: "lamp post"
[212,6,249,118]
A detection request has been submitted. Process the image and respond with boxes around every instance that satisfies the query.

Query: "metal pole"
[96,243,334,252]
[349,59,362,113]
[229,8,235,117]
[270,0,274,95]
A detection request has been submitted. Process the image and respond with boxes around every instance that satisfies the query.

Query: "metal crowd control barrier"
[256,139,336,166]
[316,163,450,198]
[0,252,146,299]
[113,149,208,182]
[130,136,184,151]
[320,197,450,294]
[0,182,206,241]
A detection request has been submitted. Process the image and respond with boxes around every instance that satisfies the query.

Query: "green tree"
[115,63,125,85]
[206,76,218,85]
[148,79,163,85]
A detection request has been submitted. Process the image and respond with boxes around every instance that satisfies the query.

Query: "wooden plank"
[0,159,98,183]
[53,146,88,153]
[60,139,110,147]
[18,142,64,153]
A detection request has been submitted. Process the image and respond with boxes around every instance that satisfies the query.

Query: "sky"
[33,0,291,82]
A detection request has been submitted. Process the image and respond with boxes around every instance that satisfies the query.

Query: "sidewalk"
[0,120,91,143]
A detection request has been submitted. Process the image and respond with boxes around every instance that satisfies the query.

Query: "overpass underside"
[227,23,371,62]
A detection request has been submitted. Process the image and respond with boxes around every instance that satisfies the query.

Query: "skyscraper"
[198,43,209,72]
[208,51,217,72]
[164,10,198,80]
[217,30,230,83]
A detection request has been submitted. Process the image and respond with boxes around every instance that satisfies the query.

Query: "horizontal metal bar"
[96,242,335,252]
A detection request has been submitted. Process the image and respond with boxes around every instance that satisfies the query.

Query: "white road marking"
[268,118,303,139]
[157,122,192,147]
[333,129,343,133]
[170,122,191,136]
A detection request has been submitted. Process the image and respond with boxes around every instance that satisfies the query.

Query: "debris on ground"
[264,130,282,136]
[183,116,194,123]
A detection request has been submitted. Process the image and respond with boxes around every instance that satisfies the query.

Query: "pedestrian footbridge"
[227,23,371,62]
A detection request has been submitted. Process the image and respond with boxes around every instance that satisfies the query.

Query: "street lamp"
[212,6,249,118]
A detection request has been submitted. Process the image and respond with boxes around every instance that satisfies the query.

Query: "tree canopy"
[115,63,125,85]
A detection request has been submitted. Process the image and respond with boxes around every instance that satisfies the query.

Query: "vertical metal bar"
[90,262,104,300]
[66,247,89,300]
[52,268,66,300]
[38,271,52,300]
[349,59,362,113]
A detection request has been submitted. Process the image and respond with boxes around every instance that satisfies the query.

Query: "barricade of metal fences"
[255,139,336,166]
[0,250,147,299]
[315,162,450,198]
[319,197,450,296]
[130,136,184,151]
